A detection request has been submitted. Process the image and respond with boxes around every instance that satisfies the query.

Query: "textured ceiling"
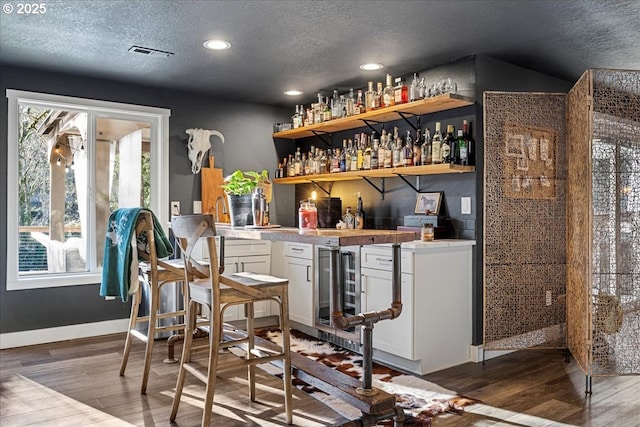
[1,0,639,106]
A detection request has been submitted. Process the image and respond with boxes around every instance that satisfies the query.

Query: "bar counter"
[213,224,418,247]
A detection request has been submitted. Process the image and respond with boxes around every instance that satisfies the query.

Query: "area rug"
[256,329,477,426]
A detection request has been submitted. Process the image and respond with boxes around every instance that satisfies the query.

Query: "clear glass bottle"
[392,128,402,167]
[331,89,341,119]
[294,147,302,176]
[356,134,364,170]
[346,88,355,117]
[383,129,393,168]
[340,140,348,172]
[343,207,355,229]
[409,73,420,102]
[292,104,300,129]
[365,81,375,112]
[370,134,379,170]
[431,122,443,164]
[383,74,395,108]
[314,93,324,124]
[323,97,332,122]
[421,127,432,165]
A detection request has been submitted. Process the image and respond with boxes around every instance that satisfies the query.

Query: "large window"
[6,90,170,290]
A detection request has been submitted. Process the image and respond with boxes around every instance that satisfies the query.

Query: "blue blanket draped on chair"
[99,208,173,302]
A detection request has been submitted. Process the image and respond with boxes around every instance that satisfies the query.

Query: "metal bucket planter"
[226,194,253,227]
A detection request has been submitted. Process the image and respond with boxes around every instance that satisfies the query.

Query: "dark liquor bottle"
[355,193,365,230]
[463,120,475,166]
[413,116,422,166]
[442,124,455,164]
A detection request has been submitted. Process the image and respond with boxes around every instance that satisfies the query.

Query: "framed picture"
[415,192,442,215]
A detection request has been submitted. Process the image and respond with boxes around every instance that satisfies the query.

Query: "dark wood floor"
[1,333,638,426]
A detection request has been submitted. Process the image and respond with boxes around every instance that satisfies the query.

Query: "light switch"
[193,200,202,214]
[461,197,471,215]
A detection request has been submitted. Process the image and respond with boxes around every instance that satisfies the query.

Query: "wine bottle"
[383,74,395,108]
[457,129,468,166]
[463,120,475,166]
[355,193,365,230]
[442,124,455,164]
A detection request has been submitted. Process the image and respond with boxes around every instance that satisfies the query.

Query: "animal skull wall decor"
[186,128,225,174]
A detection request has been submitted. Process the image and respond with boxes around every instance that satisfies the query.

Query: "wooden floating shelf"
[272,93,474,139]
[273,164,475,184]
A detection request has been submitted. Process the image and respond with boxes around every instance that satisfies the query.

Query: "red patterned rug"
[256,329,477,426]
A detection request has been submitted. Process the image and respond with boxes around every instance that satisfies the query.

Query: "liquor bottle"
[354,90,364,115]
[281,157,288,177]
[431,122,443,164]
[375,82,383,109]
[318,150,327,174]
[457,129,468,166]
[413,117,422,166]
[383,74,395,108]
[383,129,393,168]
[331,89,341,119]
[304,108,311,127]
[288,154,295,177]
[355,193,365,230]
[345,139,352,172]
[313,147,321,174]
[442,124,455,164]
[340,140,348,172]
[363,137,372,170]
[346,88,355,117]
[392,128,402,167]
[294,147,302,176]
[409,73,420,102]
[421,127,432,165]
[463,120,475,166]
[394,77,408,105]
[324,97,332,122]
[331,148,341,173]
[350,138,358,171]
[371,135,379,170]
[378,128,387,169]
[343,207,355,229]
[356,134,364,170]
[365,81,375,112]
[404,130,413,166]
[314,93,324,124]
[292,104,300,129]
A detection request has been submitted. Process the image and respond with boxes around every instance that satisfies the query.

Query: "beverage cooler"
[314,245,361,345]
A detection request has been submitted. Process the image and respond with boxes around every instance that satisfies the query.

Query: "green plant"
[221,169,269,196]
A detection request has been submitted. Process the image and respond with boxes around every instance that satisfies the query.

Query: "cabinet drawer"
[360,246,413,274]
[284,242,313,259]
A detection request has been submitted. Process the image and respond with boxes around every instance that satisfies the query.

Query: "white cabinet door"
[361,267,414,360]
[224,254,272,320]
[284,256,314,326]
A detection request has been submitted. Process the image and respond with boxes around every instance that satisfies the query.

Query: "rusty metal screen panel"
[589,69,640,375]
[483,92,567,350]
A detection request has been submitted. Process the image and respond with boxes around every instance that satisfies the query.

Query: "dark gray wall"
[0,64,293,334]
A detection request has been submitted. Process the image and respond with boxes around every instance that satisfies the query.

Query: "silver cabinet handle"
[306,265,311,282]
[375,257,392,263]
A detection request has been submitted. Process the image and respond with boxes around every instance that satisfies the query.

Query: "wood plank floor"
[1,333,639,426]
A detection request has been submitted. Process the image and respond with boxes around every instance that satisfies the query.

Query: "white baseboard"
[470,345,515,363]
[0,318,129,349]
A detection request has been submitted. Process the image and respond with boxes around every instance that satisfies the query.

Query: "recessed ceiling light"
[203,39,231,50]
[360,63,384,71]
[284,90,303,96]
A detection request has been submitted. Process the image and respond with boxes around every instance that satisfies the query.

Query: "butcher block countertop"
[214,225,418,247]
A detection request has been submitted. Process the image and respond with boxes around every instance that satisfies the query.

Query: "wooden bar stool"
[169,214,293,426]
[118,210,188,394]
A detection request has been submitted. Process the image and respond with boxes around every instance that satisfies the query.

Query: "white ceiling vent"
[128,45,174,57]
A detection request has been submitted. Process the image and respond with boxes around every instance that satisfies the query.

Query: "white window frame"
[6,89,170,290]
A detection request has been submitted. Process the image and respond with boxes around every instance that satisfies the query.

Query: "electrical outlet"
[171,201,181,216]
[546,290,552,306]
[461,197,471,215]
